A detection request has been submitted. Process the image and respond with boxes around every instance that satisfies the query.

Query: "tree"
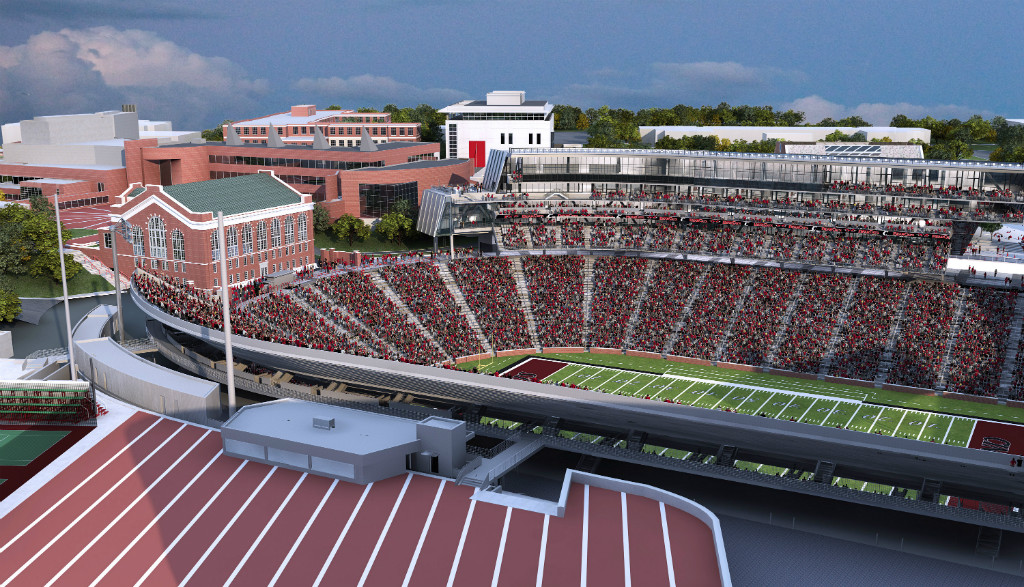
[0,199,81,281]
[331,214,369,246]
[0,276,20,322]
[357,106,377,113]
[375,212,413,245]
[312,203,331,234]
[575,112,590,130]
[326,104,343,110]
[201,119,233,142]
[552,105,584,131]
[836,116,869,127]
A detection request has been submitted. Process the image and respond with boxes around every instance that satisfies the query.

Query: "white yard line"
[916,413,933,441]
[866,408,886,433]
[843,405,865,428]
[660,373,864,404]
[820,401,841,425]
[631,376,662,397]
[891,410,909,437]
[666,380,695,400]
[610,373,642,393]
[750,392,777,415]
[709,387,738,410]
[796,399,819,422]
[942,419,959,445]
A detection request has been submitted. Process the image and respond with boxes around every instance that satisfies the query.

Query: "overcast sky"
[0,0,1020,131]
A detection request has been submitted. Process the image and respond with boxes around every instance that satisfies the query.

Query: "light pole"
[217,211,237,416]
[109,218,131,343]
[52,189,77,380]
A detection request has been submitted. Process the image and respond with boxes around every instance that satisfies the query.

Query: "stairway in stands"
[712,271,758,362]
[436,262,493,354]
[509,257,542,350]
[763,273,810,368]
[996,296,1024,399]
[935,287,971,391]
[368,271,452,361]
[622,259,659,349]
[874,281,915,385]
[581,256,595,347]
[818,277,863,376]
[663,263,712,355]
[290,292,380,357]
[309,284,403,358]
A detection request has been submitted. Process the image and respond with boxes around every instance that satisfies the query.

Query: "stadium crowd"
[381,263,484,358]
[672,264,753,360]
[631,261,704,353]
[772,273,850,373]
[829,278,907,381]
[588,257,648,348]
[522,256,585,347]
[447,257,533,350]
[944,288,1017,396]
[888,282,959,389]
[720,268,801,365]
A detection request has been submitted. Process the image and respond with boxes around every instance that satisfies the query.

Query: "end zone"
[500,358,570,381]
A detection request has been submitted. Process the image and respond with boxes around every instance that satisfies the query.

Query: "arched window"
[297,213,307,241]
[171,229,185,261]
[211,231,220,261]
[131,225,145,257]
[226,226,238,257]
[284,216,294,245]
[256,221,267,250]
[241,224,253,254]
[148,217,167,259]
[271,218,281,247]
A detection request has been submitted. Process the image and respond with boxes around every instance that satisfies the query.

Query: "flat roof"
[26,178,85,185]
[233,110,401,127]
[159,140,430,153]
[350,158,468,171]
[640,125,928,133]
[0,162,123,171]
[224,399,419,455]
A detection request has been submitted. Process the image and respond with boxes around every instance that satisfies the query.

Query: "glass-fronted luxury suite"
[419,148,1024,240]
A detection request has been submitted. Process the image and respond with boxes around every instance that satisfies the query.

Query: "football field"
[501,357,978,448]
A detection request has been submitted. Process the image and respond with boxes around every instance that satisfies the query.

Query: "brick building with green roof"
[94,171,314,290]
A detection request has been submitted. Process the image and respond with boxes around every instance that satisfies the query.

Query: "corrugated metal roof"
[162,173,301,216]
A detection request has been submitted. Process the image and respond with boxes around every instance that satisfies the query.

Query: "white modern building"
[1,108,202,167]
[640,125,931,146]
[440,91,554,168]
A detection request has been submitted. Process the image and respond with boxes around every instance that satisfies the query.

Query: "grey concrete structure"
[133,288,1024,511]
[221,399,468,483]
[72,304,219,424]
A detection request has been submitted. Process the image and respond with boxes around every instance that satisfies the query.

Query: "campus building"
[0,107,202,209]
[128,138,473,220]
[440,91,554,168]
[226,105,421,146]
[93,171,314,290]
[640,125,931,145]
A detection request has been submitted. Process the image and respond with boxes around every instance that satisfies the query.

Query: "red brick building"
[127,140,473,220]
[94,171,313,290]
[227,105,421,146]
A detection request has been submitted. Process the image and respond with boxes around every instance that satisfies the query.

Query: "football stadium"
[10,147,1024,585]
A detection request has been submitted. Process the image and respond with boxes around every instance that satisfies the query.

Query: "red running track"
[0,412,723,587]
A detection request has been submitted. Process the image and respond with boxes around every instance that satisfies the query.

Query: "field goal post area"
[0,380,97,425]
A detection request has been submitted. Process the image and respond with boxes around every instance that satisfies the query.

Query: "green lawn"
[66,229,98,239]
[314,230,478,253]
[5,271,113,298]
[459,351,1024,425]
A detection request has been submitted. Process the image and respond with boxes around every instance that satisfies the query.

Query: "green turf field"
[0,430,70,466]
[534,361,979,447]
[458,351,1024,424]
